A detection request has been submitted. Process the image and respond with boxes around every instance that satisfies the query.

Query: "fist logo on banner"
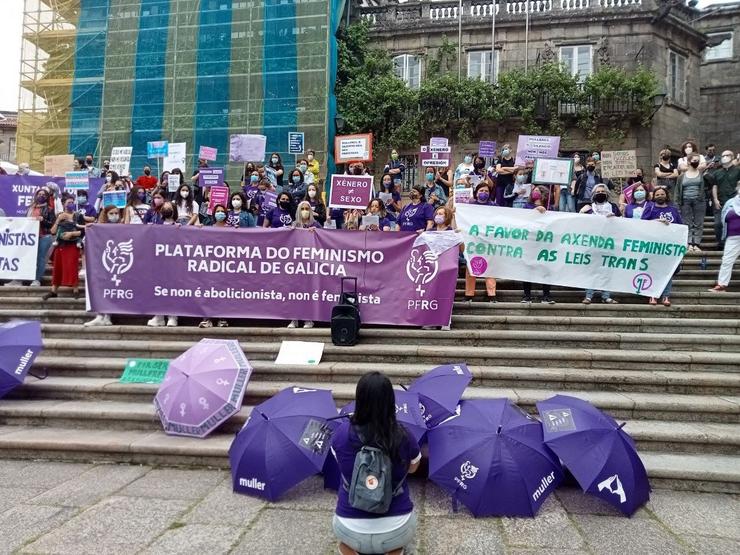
[102,239,134,286]
[406,247,439,297]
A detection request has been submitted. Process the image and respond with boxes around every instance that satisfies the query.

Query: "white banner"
[163,142,187,174]
[0,218,40,280]
[455,205,688,297]
[109,147,133,177]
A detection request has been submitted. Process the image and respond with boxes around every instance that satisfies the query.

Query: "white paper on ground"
[275,341,325,365]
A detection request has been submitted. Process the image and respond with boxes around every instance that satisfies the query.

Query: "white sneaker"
[147,315,165,327]
[78,269,86,279]
[303,321,314,329]
[441,325,451,331]
[29,280,41,287]
[287,320,298,328]
[84,315,105,327]
[5,280,22,287]
[166,316,178,327]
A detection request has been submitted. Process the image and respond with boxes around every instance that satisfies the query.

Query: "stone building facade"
[0,111,18,164]
[354,0,737,179]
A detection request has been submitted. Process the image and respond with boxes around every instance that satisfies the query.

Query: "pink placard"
[207,185,230,216]
[199,146,218,161]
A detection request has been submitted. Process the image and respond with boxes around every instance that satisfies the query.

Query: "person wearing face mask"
[293,200,321,230]
[511,169,532,209]
[143,190,167,224]
[580,184,621,305]
[641,186,683,306]
[519,187,554,303]
[708,150,740,248]
[147,201,180,327]
[654,149,678,190]
[454,153,476,182]
[296,159,315,185]
[359,199,391,231]
[624,184,649,220]
[423,166,447,209]
[268,152,284,188]
[12,189,56,287]
[383,149,405,183]
[378,174,401,228]
[227,192,256,228]
[136,165,158,190]
[42,198,83,301]
[464,183,497,302]
[674,155,706,252]
[83,154,100,178]
[677,141,706,174]
[495,145,519,207]
[306,149,320,182]
[75,190,97,223]
[124,186,150,224]
[704,144,720,170]
[84,205,123,327]
[306,184,327,225]
[263,192,294,228]
[574,157,614,212]
[16,162,32,176]
[398,187,434,233]
[285,169,308,203]
[708,181,740,293]
[175,185,199,226]
[243,171,261,201]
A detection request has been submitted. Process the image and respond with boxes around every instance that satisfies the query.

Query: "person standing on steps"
[42,197,83,301]
[521,186,555,304]
[623,183,650,220]
[579,184,621,305]
[641,186,683,306]
[146,201,180,328]
[84,205,124,327]
[709,181,740,293]
[495,144,518,207]
[331,371,421,555]
[464,182,497,303]
[674,153,706,253]
[708,150,740,249]
[654,148,678,191]
[8,188,56,288]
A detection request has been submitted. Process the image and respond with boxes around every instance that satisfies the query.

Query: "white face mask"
[721,155,733,165]
[232,199,242,209]
[308,189,317,198]
[180,190,189,199]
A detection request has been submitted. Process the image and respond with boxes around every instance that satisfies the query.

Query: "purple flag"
[84,226,458,326]
[0,176,104,217]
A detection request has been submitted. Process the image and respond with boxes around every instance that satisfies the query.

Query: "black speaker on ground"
[331,277,361,346]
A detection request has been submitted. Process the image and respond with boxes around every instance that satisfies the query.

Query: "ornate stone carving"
[597,37,610,64]
[541,40,557,64]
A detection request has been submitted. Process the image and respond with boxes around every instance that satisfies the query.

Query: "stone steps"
[37,324,740,354]
[14,375,740,424]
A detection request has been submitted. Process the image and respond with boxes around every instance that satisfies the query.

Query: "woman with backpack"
[332,372,421,555]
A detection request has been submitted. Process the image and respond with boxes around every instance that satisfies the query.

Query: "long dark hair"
[351,372,407,462]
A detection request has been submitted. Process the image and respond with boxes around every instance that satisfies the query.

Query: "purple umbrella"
[536,395,650,516]
[339,389,427,444]
[0,321,43,399]
[407,363,472,428]
[428,398,563,517]
[154,338,252,438]
[230,386,338,501]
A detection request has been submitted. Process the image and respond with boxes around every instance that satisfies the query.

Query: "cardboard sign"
[334,134,373,163]
[601,150,637,178]
[163,142,187,173]
[167,174,181,193]
[478,141,497,158]
[109,147,133,176]
[288,132,305,155]
[207,185,230,216]
[229,134,266,163]
[120,358,170,384]
[532,158,574,186]
[44,155,74,177]
[275,341,324,365]
[515,135,561,166]
[198,167,225,188]
[64,171,89,190]
[328,174,374,209]
[0,217,39,280]
[420,145,451,168]
[102,190,127,209]
[147,141,169,158]
[198,145,218,161]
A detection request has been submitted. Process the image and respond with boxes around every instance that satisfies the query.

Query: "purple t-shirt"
[724,210,740,238]
[333,421,420,519]
[266,207,293,228]
[243,185,260,202]
[398,202,434,232]
[641,203,683,224]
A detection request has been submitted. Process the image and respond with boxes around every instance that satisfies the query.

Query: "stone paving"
[0,460,737,555]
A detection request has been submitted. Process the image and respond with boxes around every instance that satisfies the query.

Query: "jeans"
[659,278,673,299]
[585,289,611,300]
[558,188,576,212]
[35,235,54,282]
[714,209,725,247]
[680,199,706,246]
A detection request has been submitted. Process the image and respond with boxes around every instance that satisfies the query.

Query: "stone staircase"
[0,218,737,494]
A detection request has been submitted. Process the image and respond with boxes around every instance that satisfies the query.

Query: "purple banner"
[0,176,104,217]
[198,167,225,188]
[85,226,458,326]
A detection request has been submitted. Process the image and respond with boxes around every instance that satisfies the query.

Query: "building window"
[467,50,499,83]
[705,32,733,61]
[559,45,592,81]
[393,54,422,89]
[667,50,687,106]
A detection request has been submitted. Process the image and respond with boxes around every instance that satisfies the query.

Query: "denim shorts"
[333,512,417,553]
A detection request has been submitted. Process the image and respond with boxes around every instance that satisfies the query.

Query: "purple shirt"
[333,421,420,519]
[624,202,647,220]
[398,202,434,232]
[78,203,97,219]
[725,210,740,238]
[266,207,293,228]
[641,203,683,225]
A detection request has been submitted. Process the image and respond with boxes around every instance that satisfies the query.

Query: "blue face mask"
[502,149,511,157]
[426,172,434,181]
[634,190,646,201]
[215,212,227,222]
[78,196,87,204]
[464,156,472,164]
[292,175,301,184]
[250,175,258,183]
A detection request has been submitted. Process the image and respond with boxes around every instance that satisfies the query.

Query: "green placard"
[120,359,170,384]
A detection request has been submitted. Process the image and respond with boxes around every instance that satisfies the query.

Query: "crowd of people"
[5,141,739,323]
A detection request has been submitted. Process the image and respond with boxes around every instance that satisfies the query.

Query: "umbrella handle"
[326,414,351,422]
[618,422,627,430]
[28,368,48,380]
[399,384,408,391]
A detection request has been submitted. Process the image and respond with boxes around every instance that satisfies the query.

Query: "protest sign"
[198,145,218,161]
[167,174,181,193]
[147,141,169,158]
[430,137,449,148]
[515,135,561,166]
[334,134,373,163]
[0,176,104,217]
[532,158,574,186]
[120,359,170,384]
[420,145,451,168]
[361,215,380,229]
[455,204,687,297]
[207,185,230,215]
[288,132,305,155]
[109,147,133,176]
[261,191,277,212]
[453,187,473,205]
[198,168,224,188]
[328,175,374,209]
[64,171,89,190]
[275,341,323,365]
[102,190,127,209]
[601,150,637,178]
[43,155,74,177]
[163,142,187,173]
[478,141,497,158]
[85,225,458,327]
[229,134,266,163]
[0,217,39,280]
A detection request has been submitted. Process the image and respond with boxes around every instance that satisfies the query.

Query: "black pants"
[523,283,551,297]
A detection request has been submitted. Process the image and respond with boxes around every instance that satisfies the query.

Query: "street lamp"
[648,92,667,120]
[334,114,346,134]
